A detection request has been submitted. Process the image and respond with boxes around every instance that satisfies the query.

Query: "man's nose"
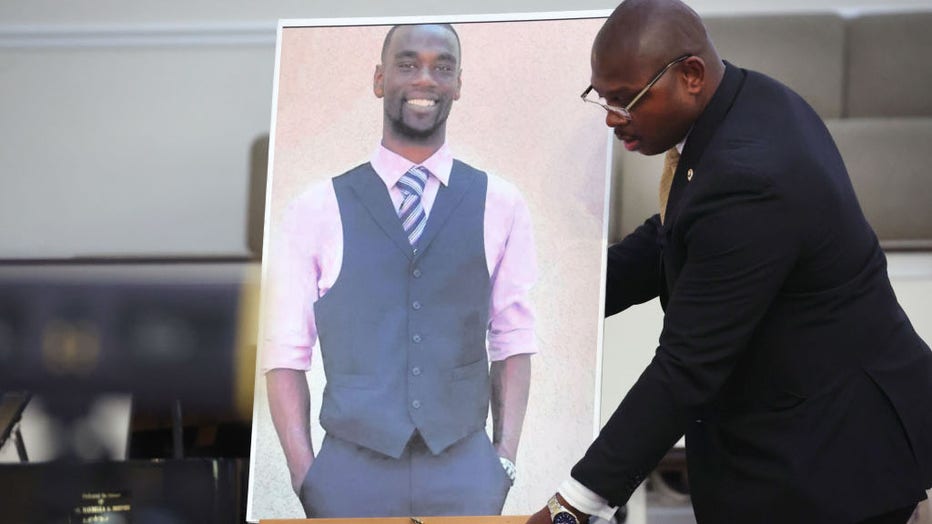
[413,67,438,86]
[605,110,629,128]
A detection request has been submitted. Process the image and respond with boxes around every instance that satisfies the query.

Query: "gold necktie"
[659,148,680,224]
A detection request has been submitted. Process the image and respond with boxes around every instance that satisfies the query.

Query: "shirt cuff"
[487,328,538,361]
[559,478,618,523]
[260,341,312,374]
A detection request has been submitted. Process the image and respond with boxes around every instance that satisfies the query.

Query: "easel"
[0,391,31,462]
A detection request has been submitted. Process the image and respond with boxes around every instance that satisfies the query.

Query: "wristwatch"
[547,494,586,524]
[500,456,517,482]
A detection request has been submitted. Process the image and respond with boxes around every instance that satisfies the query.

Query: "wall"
[2,0,931,258]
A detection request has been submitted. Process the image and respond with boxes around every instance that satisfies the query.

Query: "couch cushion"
[609,119,932,248]
[846,11,932,118]
[827,118,932,248]
[704,13,846,119]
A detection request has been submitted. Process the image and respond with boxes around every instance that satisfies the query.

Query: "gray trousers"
[299,430,512,518]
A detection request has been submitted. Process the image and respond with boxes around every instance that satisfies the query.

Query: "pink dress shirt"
[262,143,538,372]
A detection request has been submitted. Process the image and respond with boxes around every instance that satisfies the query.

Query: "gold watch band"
[547,493,588,524]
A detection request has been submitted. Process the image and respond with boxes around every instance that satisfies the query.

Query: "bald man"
[264,24,535,518]
[528,1,932,523]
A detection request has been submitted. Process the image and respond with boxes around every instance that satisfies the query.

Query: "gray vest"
[314,160,491,458]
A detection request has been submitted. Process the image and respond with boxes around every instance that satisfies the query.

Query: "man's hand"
[290,456,313,494]
[267,368,316,496]
[525,505,554,524]
[525,493,590,524]
[494,442,517,465]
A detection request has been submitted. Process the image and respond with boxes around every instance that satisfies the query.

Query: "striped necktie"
[397,165,429,247]
[659,147,680,224]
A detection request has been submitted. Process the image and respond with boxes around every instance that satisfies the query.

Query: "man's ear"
[681,56,706,95]
[373,64,385,98]
[453,69,462,101]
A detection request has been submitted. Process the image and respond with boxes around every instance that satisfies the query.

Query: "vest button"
[412,367,421,376]
[412,301,422,310]
[412,400,421,409]
[412,268,422,278]
[412,334,422,343]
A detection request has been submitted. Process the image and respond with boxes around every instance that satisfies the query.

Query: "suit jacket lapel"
[661,62,747,233]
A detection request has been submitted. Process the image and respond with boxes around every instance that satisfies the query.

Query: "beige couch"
[608,9,932,251]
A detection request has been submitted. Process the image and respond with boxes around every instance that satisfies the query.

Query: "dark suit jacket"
[574,63,932,523]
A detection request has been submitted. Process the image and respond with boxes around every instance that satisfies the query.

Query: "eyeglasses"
[581,54,692,121]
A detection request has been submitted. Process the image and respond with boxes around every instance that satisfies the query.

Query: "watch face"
[553,511,578,524]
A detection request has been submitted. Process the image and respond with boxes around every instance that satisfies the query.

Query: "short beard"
[388,115,443,142]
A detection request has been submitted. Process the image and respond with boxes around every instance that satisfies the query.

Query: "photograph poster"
[247,13,612,521]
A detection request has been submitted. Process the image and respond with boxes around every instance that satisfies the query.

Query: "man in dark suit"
[527,1,932,523]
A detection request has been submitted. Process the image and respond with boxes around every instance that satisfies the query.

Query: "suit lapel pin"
[687,168,694,182]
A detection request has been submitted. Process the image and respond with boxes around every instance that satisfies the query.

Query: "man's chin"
[638,144,668,156]
[621,139,665,156]
[391,119,444,142]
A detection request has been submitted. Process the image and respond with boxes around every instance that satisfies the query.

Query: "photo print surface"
[247,13,612,521]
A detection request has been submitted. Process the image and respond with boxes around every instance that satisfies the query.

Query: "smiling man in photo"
[262,23,538,518]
